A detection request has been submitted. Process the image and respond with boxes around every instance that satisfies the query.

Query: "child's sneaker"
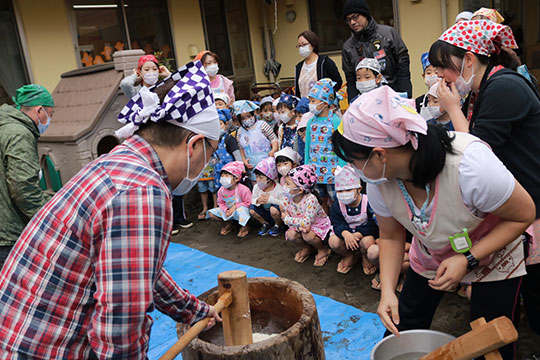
[268,225,282,237]
[258,223,271,236]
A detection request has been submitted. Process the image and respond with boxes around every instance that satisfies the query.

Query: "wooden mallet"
[420,316,518,360]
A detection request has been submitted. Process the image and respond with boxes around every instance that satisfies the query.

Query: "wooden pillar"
[218,270,253,346]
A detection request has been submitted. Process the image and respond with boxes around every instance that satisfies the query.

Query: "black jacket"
[464,66,540,218]
[294,55,343,98]
[342,18,412,101]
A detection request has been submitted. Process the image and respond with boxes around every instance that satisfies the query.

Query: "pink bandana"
[255,157,278,181]
[221,161,245,179]
[439,20,517,56]
[340,86,427,150]
[335,165,361,191]
[288,165,318,192]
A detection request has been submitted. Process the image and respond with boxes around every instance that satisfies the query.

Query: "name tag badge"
[449,228,472,253]
[411,214,428,234]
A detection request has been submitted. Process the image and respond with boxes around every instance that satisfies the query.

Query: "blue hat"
[295,97,310,114]
[232,100,259,115]
[421,52,431,72]
[278,93,300,109]
[308,78,342,105]
[218,108,232,122]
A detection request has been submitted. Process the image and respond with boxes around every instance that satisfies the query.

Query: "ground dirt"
[172,192,540,358]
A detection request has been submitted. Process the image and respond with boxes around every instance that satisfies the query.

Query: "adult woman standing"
[196,50,235,104]
[294,30,342,98]
[331,86,535,359]
[431,20,540,357]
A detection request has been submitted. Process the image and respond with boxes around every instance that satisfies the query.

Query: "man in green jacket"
[0,84,55,267]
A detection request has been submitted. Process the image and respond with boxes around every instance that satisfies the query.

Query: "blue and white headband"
[116,60,220,140]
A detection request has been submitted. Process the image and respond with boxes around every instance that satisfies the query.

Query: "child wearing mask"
[274,147,300,186]
[250,157,284,236]
[277,94,300,149]
[352,58,385,103]
[214,93,230,110]
[120,54,171,99]
[305,78,346,214]
[295,112,310,165]
[199,108,244,221]
[328,166,379,274]
[259,96,277,130]
[198,51,235,104]
[282,165,332,266]
[234,100,279,182]
[419,83,454,131]
[207,161,251,238]
[415,52,438,113]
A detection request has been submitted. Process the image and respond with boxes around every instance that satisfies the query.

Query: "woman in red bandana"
[429,20,540,359]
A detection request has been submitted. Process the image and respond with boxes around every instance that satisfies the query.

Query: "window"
[0,0,30,105]
[200,0,234,76]
[71,0,176,68]
[308,0,396,53]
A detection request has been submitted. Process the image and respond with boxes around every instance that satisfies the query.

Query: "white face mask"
[278,165,292,176]
[428,105,444,119]
[455,58,475,97]
[309,102,325,116]
[337,190,357,205]
[205,63,219,77]
[424,74,438,88]
[419,105,432,121]
[242,117,256,128]
[143,72,159,86]
[257,179,269,190]
[172,138,208,196]
[283,186,300,198]
[299,45,311,58]
[356,79,378,94]
[353,153,388,185]
[220,176,234,189]
[279,111,292,124]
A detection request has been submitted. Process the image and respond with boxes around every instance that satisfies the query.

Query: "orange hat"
[194,50,210,61]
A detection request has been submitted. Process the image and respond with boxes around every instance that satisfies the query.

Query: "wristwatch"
[463,250,479,271]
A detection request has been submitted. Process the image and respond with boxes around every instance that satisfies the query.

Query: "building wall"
[168,0,207,65]
[254,0,461,98]
[15,0,77,92]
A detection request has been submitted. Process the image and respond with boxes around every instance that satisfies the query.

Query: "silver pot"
[371,330,456,360]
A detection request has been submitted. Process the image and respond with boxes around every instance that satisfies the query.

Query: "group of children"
[194,76,396,281]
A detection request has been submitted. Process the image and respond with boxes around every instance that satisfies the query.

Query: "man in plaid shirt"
[0,61,222,359]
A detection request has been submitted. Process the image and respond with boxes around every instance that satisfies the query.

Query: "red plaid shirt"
[0,135,209,359]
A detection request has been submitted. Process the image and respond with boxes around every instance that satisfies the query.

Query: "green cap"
[12,84,55,110]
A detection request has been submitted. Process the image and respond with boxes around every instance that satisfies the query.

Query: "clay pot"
[177,277,325,360]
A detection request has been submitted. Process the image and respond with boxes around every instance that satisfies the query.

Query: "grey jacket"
[0,104,51,246]
[342,18,412,101]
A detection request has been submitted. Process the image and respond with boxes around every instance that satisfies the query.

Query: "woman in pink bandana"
[431,21,540,351]
[332,86,535,359]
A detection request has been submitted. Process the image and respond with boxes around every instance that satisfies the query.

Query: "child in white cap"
[274,147,300,186]
[328,166,379,274]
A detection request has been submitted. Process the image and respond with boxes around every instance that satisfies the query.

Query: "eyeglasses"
[296,43,310,49]
[345,13,361,24]
[204,138,221,162]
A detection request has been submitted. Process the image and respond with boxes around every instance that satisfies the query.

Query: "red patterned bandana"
[439,20,518,56]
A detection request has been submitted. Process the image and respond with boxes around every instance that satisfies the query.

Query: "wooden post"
[218,270,253,346]
[420,316,518,360]
[470,318,502,360]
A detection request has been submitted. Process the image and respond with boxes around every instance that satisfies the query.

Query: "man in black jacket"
[341,0,412,101]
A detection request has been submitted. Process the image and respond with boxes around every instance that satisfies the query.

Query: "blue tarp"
[148,243,385,359]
